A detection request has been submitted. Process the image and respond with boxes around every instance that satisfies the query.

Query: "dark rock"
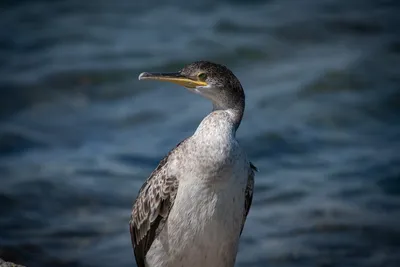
[0,258,26,267]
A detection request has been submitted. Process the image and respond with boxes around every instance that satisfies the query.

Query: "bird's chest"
[150,177,246,267]
[173,175,245,230]
[177,133,245,184]
[146,131,249,267]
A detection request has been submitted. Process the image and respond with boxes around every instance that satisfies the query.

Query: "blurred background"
[1,0,400,266]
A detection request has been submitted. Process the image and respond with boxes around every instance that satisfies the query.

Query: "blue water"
[1,0,400,266]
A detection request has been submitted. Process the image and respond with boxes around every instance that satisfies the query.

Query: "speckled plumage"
[130,61,256,267]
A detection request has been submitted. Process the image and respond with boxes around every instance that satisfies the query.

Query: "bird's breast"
[173,132,246,185]
[149,178,245,267]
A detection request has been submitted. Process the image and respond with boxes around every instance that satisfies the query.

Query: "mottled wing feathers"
[130,141,185,267]
[240,162,257,235]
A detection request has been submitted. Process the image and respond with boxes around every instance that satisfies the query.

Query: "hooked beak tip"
[138,72,151,80]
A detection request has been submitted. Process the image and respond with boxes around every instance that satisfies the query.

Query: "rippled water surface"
[1,0,400,266]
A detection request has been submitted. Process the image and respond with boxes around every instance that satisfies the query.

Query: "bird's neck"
[195,107,242,139]
[212,99,244,133]
[188,109,243,183]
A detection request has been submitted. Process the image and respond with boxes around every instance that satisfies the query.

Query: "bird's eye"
[197,72,207,81]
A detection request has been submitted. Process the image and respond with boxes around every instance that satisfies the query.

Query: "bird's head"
[138,61,244,111]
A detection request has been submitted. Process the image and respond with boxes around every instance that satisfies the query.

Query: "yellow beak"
[138,72,207,89]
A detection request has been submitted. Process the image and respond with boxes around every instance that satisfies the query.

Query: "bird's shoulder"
[129,138,188,267]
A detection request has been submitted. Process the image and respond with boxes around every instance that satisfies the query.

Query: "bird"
[130,61,257,267]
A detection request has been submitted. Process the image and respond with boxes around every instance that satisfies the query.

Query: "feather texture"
[129,141,185,267]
